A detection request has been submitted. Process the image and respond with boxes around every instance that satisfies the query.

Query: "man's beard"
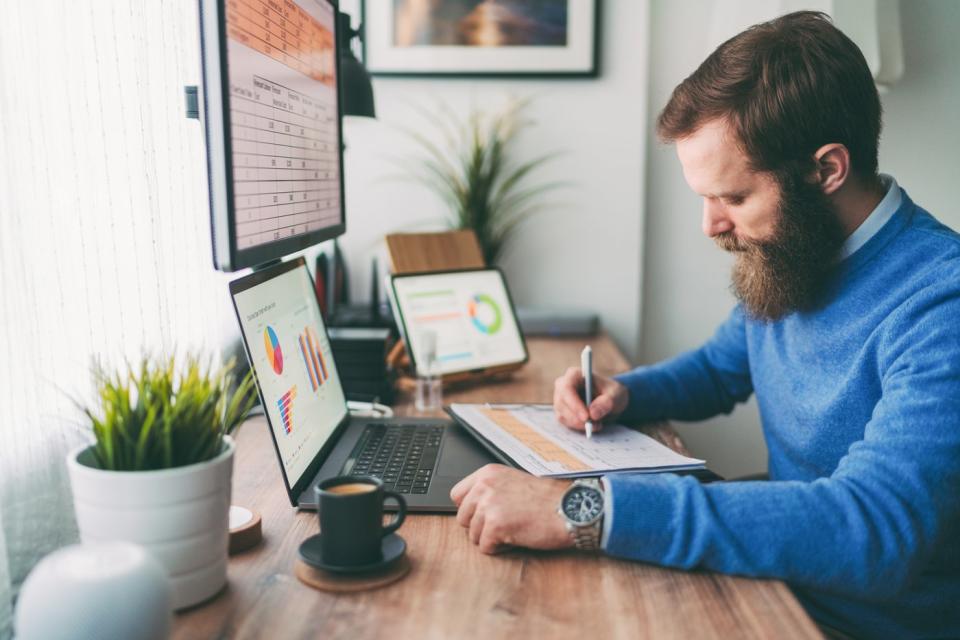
[715,175,847,321]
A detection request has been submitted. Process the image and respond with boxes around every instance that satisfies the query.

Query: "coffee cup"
[315,476,407,567]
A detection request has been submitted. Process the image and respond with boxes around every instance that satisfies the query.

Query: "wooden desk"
[174,335,822,639]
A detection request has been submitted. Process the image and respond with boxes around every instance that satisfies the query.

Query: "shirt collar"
[839,174,901,260]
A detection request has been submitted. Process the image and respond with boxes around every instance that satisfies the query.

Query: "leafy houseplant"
[404,99,563,265]
[81,355,256,471]
[67,355,257,609]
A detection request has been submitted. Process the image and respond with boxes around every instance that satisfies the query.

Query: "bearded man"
[450,11,960,639]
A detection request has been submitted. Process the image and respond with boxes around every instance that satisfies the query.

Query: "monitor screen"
[200,0,346,271]
[230,259,348,491]
[390,269,528,377]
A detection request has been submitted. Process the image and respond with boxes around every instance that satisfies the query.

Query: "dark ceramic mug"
[315,475,407,566]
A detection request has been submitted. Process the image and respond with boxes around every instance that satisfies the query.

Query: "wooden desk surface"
[174,335,822,639]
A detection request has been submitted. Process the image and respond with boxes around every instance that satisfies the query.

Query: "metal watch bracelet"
[561,478,603,552]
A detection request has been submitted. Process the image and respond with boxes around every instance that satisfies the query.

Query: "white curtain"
[0,512,9,640]
[0,2,237,633]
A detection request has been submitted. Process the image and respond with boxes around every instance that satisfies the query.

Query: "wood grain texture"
[294,556,411,593]
[173,335,822,639]
[385,230,486,274]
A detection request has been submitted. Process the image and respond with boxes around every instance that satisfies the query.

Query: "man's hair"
[657,11,882,181]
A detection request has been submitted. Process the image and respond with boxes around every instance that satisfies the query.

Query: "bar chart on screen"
[277,385,297,435]
[298,326,330,392]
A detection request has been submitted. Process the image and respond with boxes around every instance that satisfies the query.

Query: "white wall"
[337,0,650,358]
[642,0,960,479]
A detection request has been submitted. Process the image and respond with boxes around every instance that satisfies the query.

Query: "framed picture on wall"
[361,0,600,77]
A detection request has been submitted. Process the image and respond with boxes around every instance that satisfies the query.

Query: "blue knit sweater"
[607,189,960,639]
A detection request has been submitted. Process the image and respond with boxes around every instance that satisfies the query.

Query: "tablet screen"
[391,269,527,376]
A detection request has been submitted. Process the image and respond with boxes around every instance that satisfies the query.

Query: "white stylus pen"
[581,345,593,439]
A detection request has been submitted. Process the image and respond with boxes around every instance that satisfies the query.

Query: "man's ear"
[812,143,850,195]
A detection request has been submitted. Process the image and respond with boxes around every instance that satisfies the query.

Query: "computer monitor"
[198,0,346,272]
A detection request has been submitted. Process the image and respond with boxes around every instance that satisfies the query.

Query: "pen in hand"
[581,345,593,439]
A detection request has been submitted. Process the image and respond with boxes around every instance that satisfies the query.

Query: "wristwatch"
[558,478,604,552]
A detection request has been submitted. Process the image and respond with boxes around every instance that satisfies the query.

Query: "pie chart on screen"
[263,326,284,374]
[467,294,503,335]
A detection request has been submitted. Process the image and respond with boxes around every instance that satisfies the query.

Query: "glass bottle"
[414,329,443,412]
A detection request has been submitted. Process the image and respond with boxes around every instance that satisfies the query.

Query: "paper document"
[448,403,705,478]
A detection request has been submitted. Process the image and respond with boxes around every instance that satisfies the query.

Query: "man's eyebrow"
[704,190,748,199]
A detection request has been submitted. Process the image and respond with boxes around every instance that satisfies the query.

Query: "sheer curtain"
[0,2,236,634]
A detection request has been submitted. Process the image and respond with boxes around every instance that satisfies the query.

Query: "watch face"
[562,486,603,525]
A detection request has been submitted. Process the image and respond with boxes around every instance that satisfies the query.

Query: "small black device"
[229,257,496,511]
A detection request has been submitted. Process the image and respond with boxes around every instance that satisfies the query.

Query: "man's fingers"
[565,396,590,425]
[554,367,591,428]
[478,525,504,555]
[555,372,585,410]
[450,469,480,505]
[455,487,481,528]
[556,408,578,429]
[469,508,485,545]
[589,395,614,421]
[557,386,588,422]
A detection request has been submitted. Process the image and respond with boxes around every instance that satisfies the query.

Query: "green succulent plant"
[403,98,564,265]
[78,355,258,471]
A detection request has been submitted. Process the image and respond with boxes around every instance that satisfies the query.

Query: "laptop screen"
[231,260,347,490]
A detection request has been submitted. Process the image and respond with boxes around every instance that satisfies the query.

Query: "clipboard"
[445,403,723,482]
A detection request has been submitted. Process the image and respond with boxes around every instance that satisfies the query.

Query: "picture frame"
[360,0,600,78]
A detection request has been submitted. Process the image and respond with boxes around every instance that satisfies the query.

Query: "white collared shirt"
[839,174,901,260]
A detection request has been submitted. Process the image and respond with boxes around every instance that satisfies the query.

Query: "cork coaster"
[228,506,263,555]
[294,555,411,593]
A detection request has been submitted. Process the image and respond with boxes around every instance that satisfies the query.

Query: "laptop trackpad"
[437,423,499,478]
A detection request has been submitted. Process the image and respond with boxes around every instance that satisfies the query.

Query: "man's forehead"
[675,120,757,196]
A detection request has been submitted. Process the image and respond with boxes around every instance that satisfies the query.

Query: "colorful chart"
[277,386,297,435]
[264,326,284,374]
[467,294,503,335]
[298,326,329,392]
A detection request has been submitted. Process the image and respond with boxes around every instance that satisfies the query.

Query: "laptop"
[229,257,496,512]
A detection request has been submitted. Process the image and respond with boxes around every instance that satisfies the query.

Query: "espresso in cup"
[326,483,377,496]
[316,476,407,567]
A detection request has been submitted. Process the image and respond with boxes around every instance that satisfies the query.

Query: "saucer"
[298,533,406,574]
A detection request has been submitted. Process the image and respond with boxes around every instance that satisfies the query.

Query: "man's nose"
[702,199,734,237]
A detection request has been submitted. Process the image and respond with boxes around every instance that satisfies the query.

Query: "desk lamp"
[339,11,376,118]
[324,11,377,324]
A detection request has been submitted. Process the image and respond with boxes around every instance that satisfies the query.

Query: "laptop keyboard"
[341,424,444,494]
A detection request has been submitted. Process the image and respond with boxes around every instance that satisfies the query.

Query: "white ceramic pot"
[66,436,234,610]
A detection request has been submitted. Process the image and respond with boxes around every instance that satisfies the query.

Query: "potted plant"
[403,98,564,265]
[67,355,256,610]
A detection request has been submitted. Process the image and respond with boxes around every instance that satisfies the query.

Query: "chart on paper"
[448,404,705,478]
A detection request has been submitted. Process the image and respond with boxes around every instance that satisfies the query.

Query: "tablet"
[389,268,528,378]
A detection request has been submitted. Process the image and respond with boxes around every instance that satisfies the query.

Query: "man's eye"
[726,197,744,206]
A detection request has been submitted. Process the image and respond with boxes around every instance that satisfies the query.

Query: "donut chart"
[467,294,503,335]
[263,325,284,374]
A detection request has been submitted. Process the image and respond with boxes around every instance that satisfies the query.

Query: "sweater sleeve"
[602,292,960,601]
[613,305,753,423]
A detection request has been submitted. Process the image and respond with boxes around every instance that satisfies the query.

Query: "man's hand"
[553,367,629,433]
[450,464,573,554]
